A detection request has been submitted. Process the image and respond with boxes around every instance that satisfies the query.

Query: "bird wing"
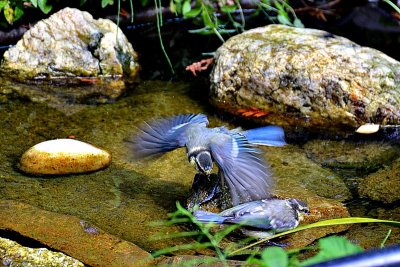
[210,133,273,206]
[219,200,273,229]
[128,114,209,158]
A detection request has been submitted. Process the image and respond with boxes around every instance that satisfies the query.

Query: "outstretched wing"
[210,134,273,206]
[128,114,209,159]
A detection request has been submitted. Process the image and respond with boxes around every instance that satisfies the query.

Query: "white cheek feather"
[187,146,205,155]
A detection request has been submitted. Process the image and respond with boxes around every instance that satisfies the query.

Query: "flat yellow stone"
[19,139,111,175]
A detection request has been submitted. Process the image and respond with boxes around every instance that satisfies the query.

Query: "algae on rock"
[210,25,400,133]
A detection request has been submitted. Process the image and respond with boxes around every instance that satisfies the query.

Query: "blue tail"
[243,126,286,146]
[193,210,226,224]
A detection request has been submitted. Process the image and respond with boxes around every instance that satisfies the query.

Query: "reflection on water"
[0,80,399,252]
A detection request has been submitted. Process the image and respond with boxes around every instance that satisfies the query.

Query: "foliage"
[151,202,400,267]
[169,0,303,42]
[248,236,364,267]
[0,0,52,25]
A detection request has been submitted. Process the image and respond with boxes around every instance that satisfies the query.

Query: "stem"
[154,0,174,74]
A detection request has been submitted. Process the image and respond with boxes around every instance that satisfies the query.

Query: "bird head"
[189,150,213,175]
[288,198,310,220]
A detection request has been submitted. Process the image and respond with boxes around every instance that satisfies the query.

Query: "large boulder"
[210,25,400,134]
[0,7,139,105]
[1,7,139,80]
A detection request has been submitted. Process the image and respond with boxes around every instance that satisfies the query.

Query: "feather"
[243,126,286,146]
[210,134,273,206]
[128,114,209,159]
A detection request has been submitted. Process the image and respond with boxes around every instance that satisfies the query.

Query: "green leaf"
[201,9,214,28]
[13,5,24,21]
[182,0,191,15]
[221,5,237,13]
[300,236,363,266]
[169,1,176,14]
[101,0,114,8]
[261,247,288,267]
[183,6,201,18]
[38,0,52,14]
[3,6,13,24]
[80,0,87,6]
[30,0,38,8]
[0,1,7,10]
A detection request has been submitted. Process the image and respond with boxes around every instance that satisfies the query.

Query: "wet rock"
[267,145,351,201]
[0,7,139,104]
[304,140,400,173]
[358,158,400,204]
[0,200,153,267]
[186,173,232,212]
[345,205,400,249]
[210,25,400,134]
[0,236,84,267]
[19,139,111,175]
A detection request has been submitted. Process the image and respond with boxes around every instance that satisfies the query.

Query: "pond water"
[0,78,399,257]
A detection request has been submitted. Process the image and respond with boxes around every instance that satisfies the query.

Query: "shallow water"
[0,79,399,254]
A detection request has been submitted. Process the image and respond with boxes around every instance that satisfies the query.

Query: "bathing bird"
[193,198,309,238]
[129,114,286,205]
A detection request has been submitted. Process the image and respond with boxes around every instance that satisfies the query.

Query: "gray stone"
[210,25,400,133]
[1,7,139,81]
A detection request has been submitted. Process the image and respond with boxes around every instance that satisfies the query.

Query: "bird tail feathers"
[193,210,225,224]
[243,126,286,146]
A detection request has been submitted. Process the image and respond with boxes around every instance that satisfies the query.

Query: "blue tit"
[129,113,286,206]
[193,198,309,238]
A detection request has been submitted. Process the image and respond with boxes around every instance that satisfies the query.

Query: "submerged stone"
[210,25,400,134]
[19,139,111,175]
[304,140,400,173]
[358,157,400,204]
[0,200,153,266]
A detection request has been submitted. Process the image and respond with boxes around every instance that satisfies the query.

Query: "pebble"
[355,123,380,134]
[19,139,111,175]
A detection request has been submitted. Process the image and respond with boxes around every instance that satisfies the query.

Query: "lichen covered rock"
[0,237,84,267]
[19,139,111,175]
[1,7,139,81]
[210,25,400,133]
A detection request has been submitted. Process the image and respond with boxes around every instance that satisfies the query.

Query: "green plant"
[0,0,52,25]
[382,0,400,14]
[247,236,364,267]
[152,202,400,267]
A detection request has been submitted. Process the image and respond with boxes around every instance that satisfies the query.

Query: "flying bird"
[129,114,286,205]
